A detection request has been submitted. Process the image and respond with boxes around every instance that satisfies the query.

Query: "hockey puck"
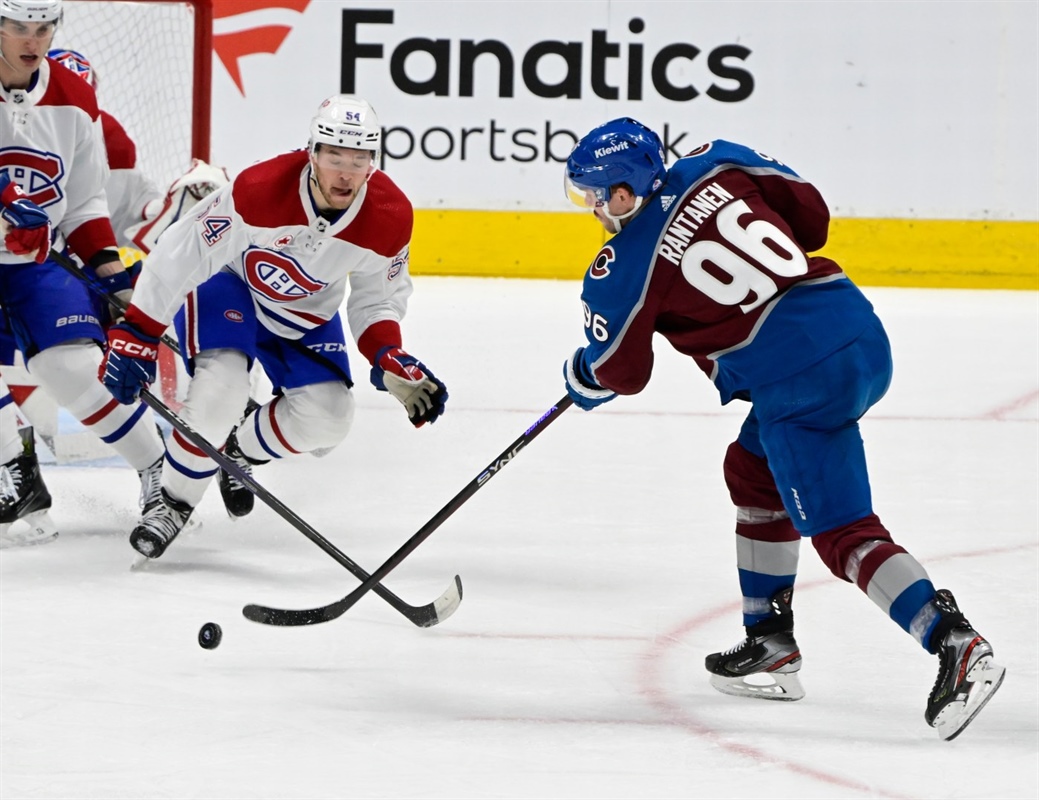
[198,622,222,649]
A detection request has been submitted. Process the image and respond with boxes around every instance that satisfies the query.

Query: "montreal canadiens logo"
[0,148,65,207]
[589,246,616,280]
[224,309,244,323]
[243,246,326,303]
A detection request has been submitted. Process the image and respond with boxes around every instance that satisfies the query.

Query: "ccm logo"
[112,341,159,359]
[225,309,244,323]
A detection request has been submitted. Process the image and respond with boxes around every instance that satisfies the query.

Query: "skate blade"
[709,670,805,701]
[0,510,59,549]
[933,656,1006,741]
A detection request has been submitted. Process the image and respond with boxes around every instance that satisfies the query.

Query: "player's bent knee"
[281,382,355,450]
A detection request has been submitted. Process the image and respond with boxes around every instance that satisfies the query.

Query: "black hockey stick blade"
[243,574,463,627]
[243,397,573,627]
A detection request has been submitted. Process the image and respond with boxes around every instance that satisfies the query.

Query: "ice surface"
[2,279,1036,799]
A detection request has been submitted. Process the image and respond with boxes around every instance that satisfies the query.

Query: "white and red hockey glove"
[99,309,165,404]
[0,174,51,264]
[370,346,448,427]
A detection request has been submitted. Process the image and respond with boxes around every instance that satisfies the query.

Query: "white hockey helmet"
[308,95,381,158]
[0,0,62,23]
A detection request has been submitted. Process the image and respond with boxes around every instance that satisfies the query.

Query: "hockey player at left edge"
[100,95,448,559]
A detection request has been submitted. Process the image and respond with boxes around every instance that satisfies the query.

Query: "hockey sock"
[236,381,354,462]
[162,349,251,507]
[28,341,163,469]
[723,441,801,627]
[0,376,23,463]
[812,514,937,649]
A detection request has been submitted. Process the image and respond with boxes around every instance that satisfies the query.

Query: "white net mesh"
[51,0,199,191]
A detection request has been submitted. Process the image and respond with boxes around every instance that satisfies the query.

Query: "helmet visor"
[564,174,609,210]
[313,147,374,174]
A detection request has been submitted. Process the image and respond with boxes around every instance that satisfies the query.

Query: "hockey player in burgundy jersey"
[561,118,1004,740]
[0,0,165,534]
[99,94,448,560]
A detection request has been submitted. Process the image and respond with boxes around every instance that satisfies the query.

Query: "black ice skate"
[705,587,804,701]
[0,429,58,548]
[925,589,1005,741]
[217,427,267,518]
[130,488,194,558]
[137,455,164,512]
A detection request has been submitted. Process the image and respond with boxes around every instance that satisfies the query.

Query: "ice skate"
[706,587,804,701]
[137,454,164,511]
[129,488,194,558]
[925,589,1005,741]
[217,426,265,519]
[0,429,58,549]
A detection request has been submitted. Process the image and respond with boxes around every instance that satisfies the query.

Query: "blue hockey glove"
[0,174,51,264]
[371,346,448,427]
[99,321,161,404]
[564,348,617,410]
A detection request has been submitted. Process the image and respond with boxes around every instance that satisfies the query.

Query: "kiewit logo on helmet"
[594,141,630,159]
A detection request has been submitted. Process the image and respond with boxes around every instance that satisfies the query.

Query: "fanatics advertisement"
[208,0,1039,220]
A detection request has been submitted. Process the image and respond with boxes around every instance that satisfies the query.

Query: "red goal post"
[52,0,213,191]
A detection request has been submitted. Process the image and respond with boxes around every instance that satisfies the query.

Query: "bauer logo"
[212,0,312,96]
[0,149,65,208]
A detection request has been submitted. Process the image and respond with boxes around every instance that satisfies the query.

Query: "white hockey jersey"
[131,150,414,348]
[0,58,118,265]
[98,109,161,250]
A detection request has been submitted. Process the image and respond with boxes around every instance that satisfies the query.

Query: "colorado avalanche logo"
[685,142,713,158]
[0,148,65,207]
[588,246,616,280]
[243,246,327,303]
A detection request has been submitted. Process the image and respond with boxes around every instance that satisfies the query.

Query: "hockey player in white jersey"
[47,47,230,255]
[100,94,449,558]
[0,0,165,524]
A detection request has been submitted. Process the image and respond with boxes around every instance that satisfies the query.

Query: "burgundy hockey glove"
[100,321,161,404]
[370,346,448,427]
[0,175,52,264]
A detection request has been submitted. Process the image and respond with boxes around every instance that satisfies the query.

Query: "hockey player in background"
[100,94,448,559]
[0,0,165,532]
[559,118,1004,741]
[47,47,230,256]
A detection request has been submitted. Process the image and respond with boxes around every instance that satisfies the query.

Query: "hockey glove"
[0,175,51,264]
[100,321,161,404]
[564,348,617,411]
[84,262,135,324]
[371,346,448,427]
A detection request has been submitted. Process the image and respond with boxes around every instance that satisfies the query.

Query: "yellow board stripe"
[412,211,1039,290]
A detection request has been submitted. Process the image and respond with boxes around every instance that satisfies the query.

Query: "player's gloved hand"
[370,346,448,427]
[0,175,51,264]
[564,348,617,410]
[99,320,161,404]
[85,262,135,324]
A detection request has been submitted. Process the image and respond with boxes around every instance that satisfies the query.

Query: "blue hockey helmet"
[564,117,666,213]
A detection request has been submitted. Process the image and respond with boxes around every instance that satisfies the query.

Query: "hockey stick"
[50,248,462,627]
[243,396,573,626]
